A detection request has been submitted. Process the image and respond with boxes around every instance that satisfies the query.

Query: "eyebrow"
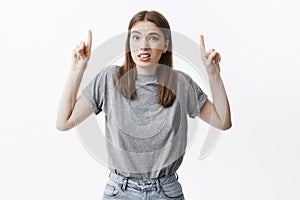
[131,31,161,37]
[149,32,161,37]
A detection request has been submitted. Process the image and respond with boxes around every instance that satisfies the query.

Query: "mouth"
[138,52,151,62]
[138,53,151,58]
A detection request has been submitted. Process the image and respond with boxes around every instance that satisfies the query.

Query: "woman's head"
[125,10,172,68]
[116,10,176,107]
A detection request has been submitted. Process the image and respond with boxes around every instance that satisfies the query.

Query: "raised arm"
[197,35,232,130]
[56,30,93,131]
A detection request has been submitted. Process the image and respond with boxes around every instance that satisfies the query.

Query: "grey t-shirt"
[82,64,207,179]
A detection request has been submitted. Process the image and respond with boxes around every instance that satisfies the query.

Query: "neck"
[136,64,158,75]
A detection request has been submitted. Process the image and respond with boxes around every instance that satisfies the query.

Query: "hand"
[200,35,221,75]
[71,30,92,72]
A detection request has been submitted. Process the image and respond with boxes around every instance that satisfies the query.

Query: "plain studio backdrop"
[0,0,299,199]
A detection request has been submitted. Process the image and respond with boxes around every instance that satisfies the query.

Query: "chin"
[138,63,154,67]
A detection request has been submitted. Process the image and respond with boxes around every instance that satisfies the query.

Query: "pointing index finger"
[86,30,92,52]
[200,34,206,52]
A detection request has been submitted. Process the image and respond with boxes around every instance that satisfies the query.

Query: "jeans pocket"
[103,181,123,199]
[159,180,184,199]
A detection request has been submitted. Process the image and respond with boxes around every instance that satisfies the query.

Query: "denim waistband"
[108,170,179,192]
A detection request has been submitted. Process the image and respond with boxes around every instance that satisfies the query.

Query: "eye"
[131,35,140,40]
[149,36,159,41]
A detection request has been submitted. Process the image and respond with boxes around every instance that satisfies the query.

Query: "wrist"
[208,72,221,80]
[69,68,85,78]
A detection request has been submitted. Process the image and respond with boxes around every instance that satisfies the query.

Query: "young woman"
[56,10,231,200]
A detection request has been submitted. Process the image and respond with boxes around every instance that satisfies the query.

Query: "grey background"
[0,0,299,199]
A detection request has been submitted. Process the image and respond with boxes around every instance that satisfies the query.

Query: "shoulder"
[101,64,119,75]
[93,64,119,80]
[173,69,194,84]
[172,69,206,93]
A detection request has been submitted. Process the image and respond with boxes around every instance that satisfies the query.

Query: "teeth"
[140,54,150,58]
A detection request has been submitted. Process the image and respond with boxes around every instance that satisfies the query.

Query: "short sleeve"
[82,66,109,115]
[185,74,208,118]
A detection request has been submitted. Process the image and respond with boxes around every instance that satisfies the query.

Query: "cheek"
[129,44,138,56]
[152,49,164,58]
[129,41,140,51]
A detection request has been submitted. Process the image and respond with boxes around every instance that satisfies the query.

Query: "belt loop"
[121,177,128,192]
[155,179,161,193]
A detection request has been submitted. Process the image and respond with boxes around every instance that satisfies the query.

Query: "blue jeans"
[102,171,185,200]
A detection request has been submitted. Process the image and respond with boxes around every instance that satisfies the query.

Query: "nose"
[140,37,150,50]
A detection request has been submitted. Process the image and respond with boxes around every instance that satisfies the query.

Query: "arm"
[198,75,232,130]
[56,71,93,131]
[56,30,93,131]
[197,35,232,130]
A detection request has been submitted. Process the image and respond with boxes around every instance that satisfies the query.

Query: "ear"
[162,39,169,53]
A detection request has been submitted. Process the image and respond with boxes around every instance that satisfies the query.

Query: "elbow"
[56,124,68,132]
[221,121,232,131]
[210,121,232,131]
[56,123,68,132]
[212,120,232,131]
[56,120,72,132]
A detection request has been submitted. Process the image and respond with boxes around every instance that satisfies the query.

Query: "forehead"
[130,21,163,35]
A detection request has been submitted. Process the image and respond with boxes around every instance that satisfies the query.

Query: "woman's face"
[129,20,168,69]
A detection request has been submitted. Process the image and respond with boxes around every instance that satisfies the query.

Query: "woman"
[56,10,231,200]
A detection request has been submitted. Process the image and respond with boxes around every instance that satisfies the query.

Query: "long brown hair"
[115,10,176,107]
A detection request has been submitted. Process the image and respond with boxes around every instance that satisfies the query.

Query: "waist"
[109,170,178,189]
